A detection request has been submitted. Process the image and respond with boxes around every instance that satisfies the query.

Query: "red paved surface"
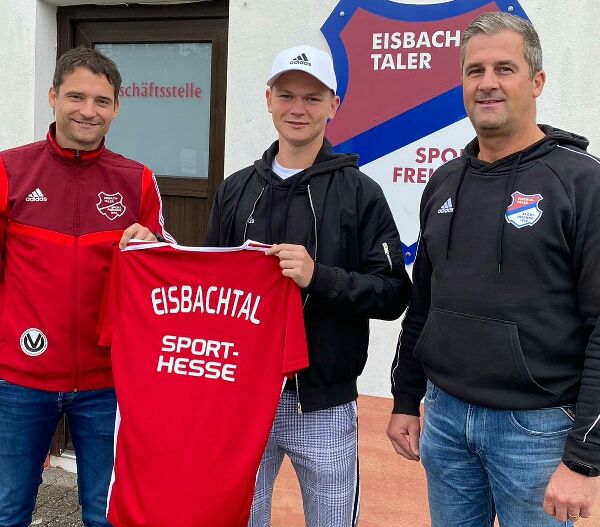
[272,395,600,527]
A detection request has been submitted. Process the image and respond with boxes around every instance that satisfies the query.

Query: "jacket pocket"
[414,308,559,408]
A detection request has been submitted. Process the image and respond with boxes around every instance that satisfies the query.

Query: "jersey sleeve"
[0,157,9,276]
[281,280,309,377]
[98,247,124,347]
[140,166,175,243]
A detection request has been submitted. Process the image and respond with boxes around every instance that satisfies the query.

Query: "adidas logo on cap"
[437,198,453,214]
[289,53,311,66]
[267,45,337,93]
[25,188,48,202]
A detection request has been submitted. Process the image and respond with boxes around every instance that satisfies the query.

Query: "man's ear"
[266,87,273,114]
[533,70,546,99]
[48,86,57,110]
[328,95,341,121]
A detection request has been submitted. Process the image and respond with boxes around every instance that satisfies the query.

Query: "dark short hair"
[460,12,543,79]
[53,46,122,102]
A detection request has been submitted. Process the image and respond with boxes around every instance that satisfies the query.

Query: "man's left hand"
[265,244,314,288]
[119,223,156,249]
[543,462,600,522]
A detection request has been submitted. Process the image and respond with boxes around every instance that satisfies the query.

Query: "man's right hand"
[387,413,421,461]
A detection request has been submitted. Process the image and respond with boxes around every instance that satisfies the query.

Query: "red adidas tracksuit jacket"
[0,124,172,392]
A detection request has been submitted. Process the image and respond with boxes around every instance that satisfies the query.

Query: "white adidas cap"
[267,45,337,93]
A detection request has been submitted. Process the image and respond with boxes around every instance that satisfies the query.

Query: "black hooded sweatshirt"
[391,125,600,470]
[205,139,412,412]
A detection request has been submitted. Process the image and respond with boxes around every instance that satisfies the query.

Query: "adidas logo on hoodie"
[437,198,453,214]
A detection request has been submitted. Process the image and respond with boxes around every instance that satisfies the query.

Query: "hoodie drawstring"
[230,169,256,243]
[497,152,523,274]
[445,159,470,259]
[265,170,274,244]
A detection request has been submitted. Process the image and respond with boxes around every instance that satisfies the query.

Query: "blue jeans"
[421,382,574,527]
[0,380,116,527]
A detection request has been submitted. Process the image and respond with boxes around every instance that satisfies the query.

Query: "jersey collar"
[46,123,106,163]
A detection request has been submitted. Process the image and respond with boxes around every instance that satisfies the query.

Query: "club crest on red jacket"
[97,191,127,221]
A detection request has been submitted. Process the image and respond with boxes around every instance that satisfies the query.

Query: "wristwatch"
[564,460,600,477]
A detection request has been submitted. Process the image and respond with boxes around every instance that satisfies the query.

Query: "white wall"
[1,0,598,398]
[0,1,35,148]
[528,1,600,140]
[35,1,59,141]
[0,0,55,150]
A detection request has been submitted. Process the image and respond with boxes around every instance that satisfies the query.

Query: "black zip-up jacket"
[391,126,600,471]
[205,139,411,412]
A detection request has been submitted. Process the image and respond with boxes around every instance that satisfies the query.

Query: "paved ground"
[34,396,600,526]
[32,468,83,527]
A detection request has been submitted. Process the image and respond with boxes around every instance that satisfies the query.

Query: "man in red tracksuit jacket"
[0,47,173,527]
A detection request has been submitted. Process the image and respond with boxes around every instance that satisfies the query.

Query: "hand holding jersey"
[118,222,157,248]
[265,243,315,288]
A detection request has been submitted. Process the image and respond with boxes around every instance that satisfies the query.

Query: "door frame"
[57,1,228,203]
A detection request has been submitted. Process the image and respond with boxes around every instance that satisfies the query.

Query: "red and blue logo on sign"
[321,0,529,263]
[505,192,543,228]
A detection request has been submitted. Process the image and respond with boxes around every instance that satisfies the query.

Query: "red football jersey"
[99,241,308,527]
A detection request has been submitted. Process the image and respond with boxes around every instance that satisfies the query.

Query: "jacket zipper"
[73,151,81,391]
[295,373,302,415]
[307,185,318,264]
[382,242,392,271]
[296,184,319,414]
[303,184,318,311]
[243,186,265,240]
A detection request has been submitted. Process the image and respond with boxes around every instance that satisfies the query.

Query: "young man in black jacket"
[205,44,411,526]
[388,12,600,526]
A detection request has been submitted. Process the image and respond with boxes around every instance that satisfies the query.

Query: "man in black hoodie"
[205,45,411,526]
[388,12,600,527]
